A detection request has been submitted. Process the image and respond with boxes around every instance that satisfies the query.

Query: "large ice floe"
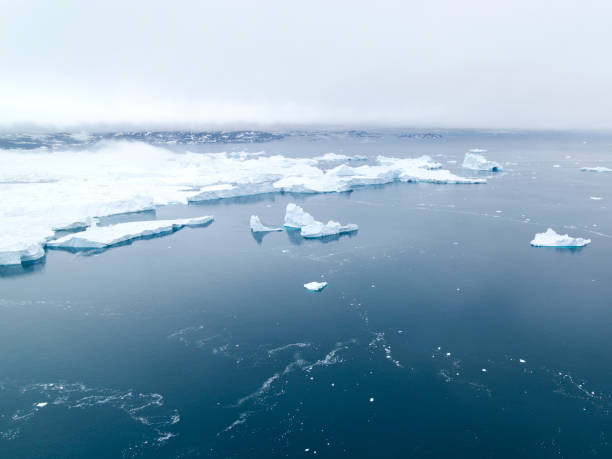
[47,216,213,250]
[249,215,282,233]
[530,228,591,248]
[0,141,483,266]
[581,166,612,173]
[284,203,358,238]
[462,150,502,172]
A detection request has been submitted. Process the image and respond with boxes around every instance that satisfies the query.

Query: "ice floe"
[249,215,283,232]
[284,203,358,238]
[530,228,591,247]
[47,216,213,250]
[304,281,328,292]
[0,142,483,266]
[581,166,612,172]
[462,151,502,172]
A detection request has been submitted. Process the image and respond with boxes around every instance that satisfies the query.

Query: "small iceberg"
[301,221,359,238]
[284,203,317,228]
[530,228,591,248]
[581,166,612,173]
[284,203,358,238]
[304,281,328,292]
[47,216,213,250]
[250,215,283,233]
[462,151,502,172]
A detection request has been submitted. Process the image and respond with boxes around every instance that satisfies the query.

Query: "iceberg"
[581,166,612,173]
[530,228,591,248]
[0,141,483,267]
[304,281,328,292]
[250,215,283,233]
[462,152,502,172]
[284,203,317,228]
[47,216,213,250]
[301,221,359,238]
[283,203,358,238]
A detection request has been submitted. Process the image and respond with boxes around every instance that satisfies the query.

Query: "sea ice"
[581,166,612,172]
[301,221,358,238]
[47,216,213,250]
[462,152,502,172]
[250,215,282,232]
[0,141,483,266]
[530,228,591,247]
[284,203,358,238]
[304,281,327,292]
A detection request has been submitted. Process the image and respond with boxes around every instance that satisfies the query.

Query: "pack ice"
[462,150,502,172]
[0,141,482,266]
[530,228,591,248]
[250,215,283,232]
[284,203,358,238]
[47,216,213,250]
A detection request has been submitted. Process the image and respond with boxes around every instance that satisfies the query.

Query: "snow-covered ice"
[304,281,328,292]
[462,152,502,172]
[284,204,358,238]
[581,166,612,173]
[249,215,283,232]
[0,141,483,266]
[47,216,213,250]
[530,228,591,248]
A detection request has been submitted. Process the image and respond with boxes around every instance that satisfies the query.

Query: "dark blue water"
[2,130,612,458]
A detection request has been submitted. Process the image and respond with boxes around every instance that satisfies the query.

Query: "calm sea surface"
[2,130,612,458]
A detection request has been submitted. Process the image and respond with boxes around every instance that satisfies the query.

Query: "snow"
[250,215,282,232]
[530,228,591,247]
[47,216,213,250]
[462,152,502,172]
[0,141,482,266]
[581,166,612,172]
[284,203,358,238]
[304,281,327,292]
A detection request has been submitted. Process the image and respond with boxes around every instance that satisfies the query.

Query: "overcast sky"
[1,0,612,130]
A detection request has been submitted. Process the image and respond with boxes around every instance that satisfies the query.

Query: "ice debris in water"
[47,216,213,250]
[530,228,591,247]
[462,151,502,172]
[284,204,358,238]
[581,166,612,172]
[304,281,328,292]
[249,215,282,233]
[590,196,603,200]
[0,142,482,266]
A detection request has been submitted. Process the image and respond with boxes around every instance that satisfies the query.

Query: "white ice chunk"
[581,166,612,172]
[304,281,328,292]
[35,402,48,408]
[590,196,603,200]
[462,152,502,172]
[314,152,352,162]
[250,215,282,233]
[284,204,316,228]
[47,216,213,249]
[301,221,358,238]
[530,228,591,247]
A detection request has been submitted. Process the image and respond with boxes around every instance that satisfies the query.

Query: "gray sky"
[2,0,612,130]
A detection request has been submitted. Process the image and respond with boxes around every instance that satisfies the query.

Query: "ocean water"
[2,130,612,458]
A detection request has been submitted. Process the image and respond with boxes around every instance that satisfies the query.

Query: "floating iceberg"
[462,152,502,172]
[284,203,317,228]
[530,228,591,248]
[283,203,358,238]
[0,141,483,266]
[47,216,213,250]
[304,281,328,292]
[314,152,367,163]
[250,215,282,233]
[301,221,358,238]
[581,166,612,173]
